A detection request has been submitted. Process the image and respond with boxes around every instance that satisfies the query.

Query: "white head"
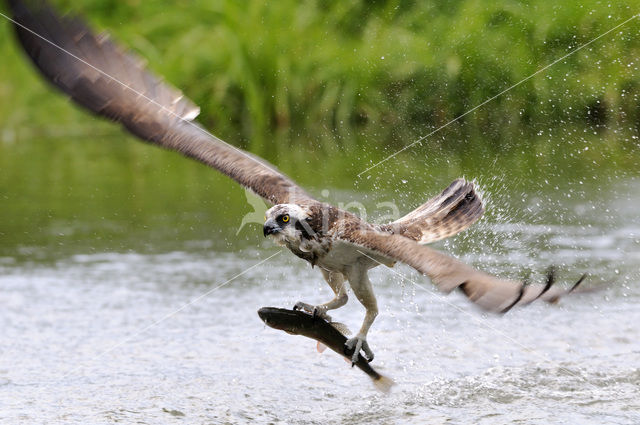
[263,204,311,245]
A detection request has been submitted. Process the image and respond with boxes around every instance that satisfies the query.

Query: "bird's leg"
[344,265,378,363]
[313,269,348,321]
[293,269,348,323]
[293,301,315,313]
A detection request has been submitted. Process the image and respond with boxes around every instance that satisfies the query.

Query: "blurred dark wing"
[8,0,313,205]
[340,227,581,312]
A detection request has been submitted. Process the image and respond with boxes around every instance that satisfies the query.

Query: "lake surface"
[0,134,639,424]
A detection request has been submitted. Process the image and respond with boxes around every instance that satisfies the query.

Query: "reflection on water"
[0,135,639,423]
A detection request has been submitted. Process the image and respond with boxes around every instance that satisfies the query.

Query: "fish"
[257,307,394,393]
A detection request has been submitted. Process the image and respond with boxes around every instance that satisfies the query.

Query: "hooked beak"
[263,219,280,237]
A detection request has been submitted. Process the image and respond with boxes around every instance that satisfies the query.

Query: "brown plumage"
[8,0,587,365]
[7,0,312,205]
[336,226,585,313]
[382,178,484,244]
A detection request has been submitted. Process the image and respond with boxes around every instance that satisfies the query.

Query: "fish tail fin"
[372,374,395,393]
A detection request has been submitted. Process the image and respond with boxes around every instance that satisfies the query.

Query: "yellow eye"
[264,215,267,222]
[282,215,290,222]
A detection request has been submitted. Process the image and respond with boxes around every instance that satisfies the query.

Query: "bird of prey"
[6,0,585,363]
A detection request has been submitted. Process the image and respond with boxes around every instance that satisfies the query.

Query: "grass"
[2,0,640,156]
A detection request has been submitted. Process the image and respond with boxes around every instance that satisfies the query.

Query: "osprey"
[7,0,585,363]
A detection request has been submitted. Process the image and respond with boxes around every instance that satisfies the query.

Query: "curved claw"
[345,336,375,364]
[293,302,332,322]
[312,305,332,322]
[293,301,312,313]
[361,340,374,363]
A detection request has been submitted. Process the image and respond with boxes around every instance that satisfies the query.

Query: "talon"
[312,306,331,322]
[293,301,313,314]
[351,340,362,363]
[345,336,374,364]
[361,340,374,363]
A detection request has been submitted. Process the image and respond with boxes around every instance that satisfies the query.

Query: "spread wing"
[7,0,313,205]
[384,178,484,244]
[338,226,584,313]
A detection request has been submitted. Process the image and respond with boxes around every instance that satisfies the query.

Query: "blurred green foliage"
[2,0,640,156]
[2,0,640,259]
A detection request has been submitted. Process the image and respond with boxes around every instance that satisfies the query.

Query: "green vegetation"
[2,0,640,155]
[2,0,640,259]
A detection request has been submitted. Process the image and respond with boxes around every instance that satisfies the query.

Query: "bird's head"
[263,204,311,244]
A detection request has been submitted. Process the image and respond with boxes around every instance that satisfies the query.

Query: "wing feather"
[8,0,313,205]
[338,226,581,312]
[385,179,484,244]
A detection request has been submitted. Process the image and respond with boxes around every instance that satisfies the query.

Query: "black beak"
[263,221,279,237]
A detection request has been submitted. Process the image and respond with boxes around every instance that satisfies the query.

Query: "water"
[1,136,639,424]
[1,231,638,424]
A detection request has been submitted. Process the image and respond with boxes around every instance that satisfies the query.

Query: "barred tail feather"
[385,178,484,244]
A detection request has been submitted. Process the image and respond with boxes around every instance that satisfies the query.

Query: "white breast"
[316,240,392,272]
